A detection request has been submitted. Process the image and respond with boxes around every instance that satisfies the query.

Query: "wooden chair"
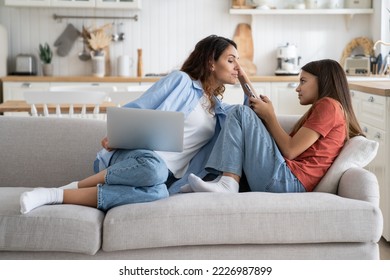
[23,90,108,118]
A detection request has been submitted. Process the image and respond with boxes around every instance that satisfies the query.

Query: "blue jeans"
[205,105,306,193]
[97,149,169,211]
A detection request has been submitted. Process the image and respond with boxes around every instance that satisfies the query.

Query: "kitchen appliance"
[344,56,370,76]
[14,54,37,75]
[275,43,301,76]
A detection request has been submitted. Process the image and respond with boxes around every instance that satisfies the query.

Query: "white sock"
[180,175,221,193]
[20,188,64,214]
[59,181,78,190]
[188,173,239,193]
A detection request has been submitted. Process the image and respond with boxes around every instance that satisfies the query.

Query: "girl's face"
[296,70,319,105]
[211,45,240,87]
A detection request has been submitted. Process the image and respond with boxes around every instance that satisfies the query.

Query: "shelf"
[229,8,374,15]
[230,8,374,30]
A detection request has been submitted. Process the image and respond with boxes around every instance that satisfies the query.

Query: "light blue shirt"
[95,70,244,194]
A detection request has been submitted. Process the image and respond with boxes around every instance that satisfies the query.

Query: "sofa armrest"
[338,167,380,206]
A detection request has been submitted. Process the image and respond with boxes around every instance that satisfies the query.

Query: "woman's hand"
[101,136,113,151]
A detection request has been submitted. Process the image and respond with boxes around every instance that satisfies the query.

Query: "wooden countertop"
[349,81,390,96]
[0,75,299,83]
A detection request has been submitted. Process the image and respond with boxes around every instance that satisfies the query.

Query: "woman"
[185,59,364,193]
[20,35,242,214]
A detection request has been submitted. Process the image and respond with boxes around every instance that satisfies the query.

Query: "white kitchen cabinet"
[223,82,271,105]
[50,0,95,8]
[223,82,308,116]
[350,89,390,241]
[5,0,141,8]
[5,0,51,6]
[96,0,141,9]
[271,82,307,116]
[222,84,245,105]
[3,82,50,101]
[2,82,50,116]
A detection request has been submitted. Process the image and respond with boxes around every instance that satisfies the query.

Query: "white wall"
[0,0,383,76]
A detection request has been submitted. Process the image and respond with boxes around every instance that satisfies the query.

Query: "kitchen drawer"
[3,82,49,101]
[359,94,386,130]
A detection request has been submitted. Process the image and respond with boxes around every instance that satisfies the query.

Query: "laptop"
[106,107,184,152]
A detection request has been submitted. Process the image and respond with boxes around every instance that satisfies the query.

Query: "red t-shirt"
[285,97,346,192]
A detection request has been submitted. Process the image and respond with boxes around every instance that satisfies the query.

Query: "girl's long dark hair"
[291,59,364,139]
[181,35,237,110]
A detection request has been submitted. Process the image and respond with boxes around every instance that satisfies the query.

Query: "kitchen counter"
[0,75,300,83]
[349,81,390,96]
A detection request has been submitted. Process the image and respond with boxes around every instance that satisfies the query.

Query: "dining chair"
[23,90,108,119]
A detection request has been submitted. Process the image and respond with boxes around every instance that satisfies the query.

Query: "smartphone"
[244,83,259,99]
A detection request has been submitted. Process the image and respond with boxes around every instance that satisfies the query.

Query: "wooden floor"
[379,237,390,260]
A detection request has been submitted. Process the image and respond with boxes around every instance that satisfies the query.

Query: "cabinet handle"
[287,83,298,88]
[91,83,100,86]
[21,83,31,88]
[350,91,355,97]
[368,96,374,102]
[363,127,368,133]
[374,132,381,140]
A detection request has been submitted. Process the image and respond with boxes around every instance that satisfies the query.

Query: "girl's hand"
[249,95,276,122]
[101,136,113,151]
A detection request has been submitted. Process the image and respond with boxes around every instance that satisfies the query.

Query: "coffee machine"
[275,43,301,76]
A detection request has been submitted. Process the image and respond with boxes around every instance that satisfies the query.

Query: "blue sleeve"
[122,71,193,110]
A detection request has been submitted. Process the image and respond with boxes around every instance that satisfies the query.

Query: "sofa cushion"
[0,117,106,188]
[0,188,104,255]
[102,192,382,252]
[314,136,378,193]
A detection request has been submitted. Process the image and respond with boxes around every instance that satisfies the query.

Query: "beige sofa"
[0,116,383,260]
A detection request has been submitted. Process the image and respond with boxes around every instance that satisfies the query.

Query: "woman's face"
[296,70,319,105]
[211,45,240,86]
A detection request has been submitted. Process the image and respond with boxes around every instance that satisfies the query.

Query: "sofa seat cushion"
[102,192,383,252]
[0,188,104,255]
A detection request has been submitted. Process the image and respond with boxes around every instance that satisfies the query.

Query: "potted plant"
[39,42,53,76]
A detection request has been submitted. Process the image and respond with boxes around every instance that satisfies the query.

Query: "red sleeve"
[303,98,342,138]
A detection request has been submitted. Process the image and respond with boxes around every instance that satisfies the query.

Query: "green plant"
[39,43,53,64]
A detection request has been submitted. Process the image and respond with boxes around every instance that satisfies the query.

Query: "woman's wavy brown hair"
[181,35,237,111]
[291,59,364,140]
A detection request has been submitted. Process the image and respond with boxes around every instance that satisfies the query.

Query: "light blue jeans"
[205,105,306,193]
[97,149,170,211]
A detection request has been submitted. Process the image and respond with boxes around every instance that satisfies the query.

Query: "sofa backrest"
[0,117,106,188]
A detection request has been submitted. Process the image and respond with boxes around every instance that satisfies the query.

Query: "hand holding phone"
[244,83,259,99]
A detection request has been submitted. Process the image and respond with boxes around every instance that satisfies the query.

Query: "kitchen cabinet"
[96,0,141,9]
[5,0,141,9]
[223,82,271,105]
[2,82,50,116]
[3,82,50,102]
[5,0,51,6]
[270,82,306,115]
[350,89,390,241]
[223,82,306,116]
[51,0,95,8]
